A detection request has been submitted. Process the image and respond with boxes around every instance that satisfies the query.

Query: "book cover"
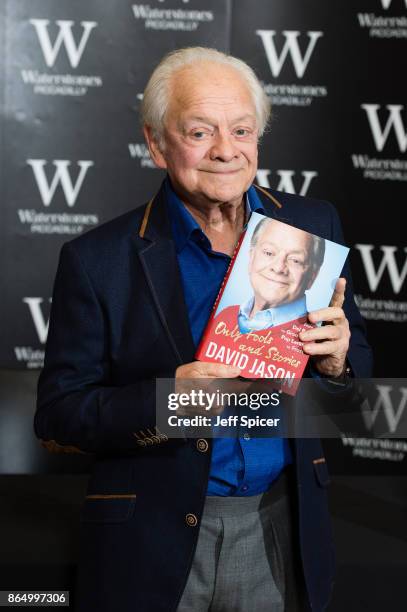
[196,211,349,394]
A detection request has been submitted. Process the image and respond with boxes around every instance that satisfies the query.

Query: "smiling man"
[35,48,373,612]
[237,218,325,333]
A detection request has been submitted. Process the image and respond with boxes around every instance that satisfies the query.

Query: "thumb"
[330,277,346,308]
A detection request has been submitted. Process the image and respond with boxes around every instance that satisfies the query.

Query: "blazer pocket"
[80,494,137,523]
[313,458,331,487]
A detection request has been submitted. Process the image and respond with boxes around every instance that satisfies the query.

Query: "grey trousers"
[177,470,309,612]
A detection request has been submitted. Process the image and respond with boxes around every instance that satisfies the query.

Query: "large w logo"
[380,0,407,9]
[23,298,51,344]
[256,30,323,79]
[27,159,94,207]
[362,384,407,434]
[256,170,318,196]
[355,244,407,294]
[29,19,97,69]
[361,104,407,153]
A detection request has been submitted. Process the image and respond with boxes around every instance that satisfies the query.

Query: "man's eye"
[263,250,274,257]
[191,131,206,139]
[235,128,249,136]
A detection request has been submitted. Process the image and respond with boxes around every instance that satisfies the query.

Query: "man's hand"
[176,362,241,379]
[299,277,350,378]
[175,362,241,416]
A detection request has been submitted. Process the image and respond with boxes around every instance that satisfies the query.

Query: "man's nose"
[270,253,288,274]
[209,132,239,162]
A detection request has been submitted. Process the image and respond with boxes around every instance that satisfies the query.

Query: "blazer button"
[185,513,198,527]
[196,438,208,453]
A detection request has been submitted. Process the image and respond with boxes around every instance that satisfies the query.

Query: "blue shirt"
[165,177,292,496]
[238,295,307,333]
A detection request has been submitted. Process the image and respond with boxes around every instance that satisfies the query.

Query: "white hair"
[141,47,271,143]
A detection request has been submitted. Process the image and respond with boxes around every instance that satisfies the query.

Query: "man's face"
[144,62,259,207]
[249,221,316,309]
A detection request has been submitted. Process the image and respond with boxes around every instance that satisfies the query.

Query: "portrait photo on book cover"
[214,213,349,333]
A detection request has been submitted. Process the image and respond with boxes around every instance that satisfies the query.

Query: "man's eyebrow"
[261,241,307,255]
[183,116,215,125]
[230,114,256,125]
[182,114,256,126]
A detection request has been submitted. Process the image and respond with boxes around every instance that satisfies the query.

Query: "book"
[195,211,349,395]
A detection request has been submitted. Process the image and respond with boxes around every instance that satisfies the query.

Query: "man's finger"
[200,362,241,378]
[329,277,346,309]
[302,340,338,356]
[300,326,340,343]
[308,306,344,324]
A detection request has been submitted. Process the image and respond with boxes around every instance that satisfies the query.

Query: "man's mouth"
[260,275,289,286]
[201,168,243,174]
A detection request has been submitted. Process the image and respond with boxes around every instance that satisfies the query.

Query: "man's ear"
[305,268,319,291]
[248,247,255,275]
[143,125,167,169]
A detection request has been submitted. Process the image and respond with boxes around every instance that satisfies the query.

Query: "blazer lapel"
[253,184,293,225]
[136,183,196,365]
[135,182,290,366]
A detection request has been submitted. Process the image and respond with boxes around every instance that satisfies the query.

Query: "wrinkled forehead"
[166,62,256,121]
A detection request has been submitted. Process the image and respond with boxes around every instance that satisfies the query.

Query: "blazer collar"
[136,182,196,365]
[135,181,289,366]
[252,184,293,224]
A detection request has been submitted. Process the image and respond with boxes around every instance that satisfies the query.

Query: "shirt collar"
[238,295,307,333]
[165,176,265,254]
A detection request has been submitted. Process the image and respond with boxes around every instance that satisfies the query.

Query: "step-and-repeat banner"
[1,0,406,474]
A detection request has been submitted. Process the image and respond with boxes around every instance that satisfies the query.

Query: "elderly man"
[35,47,372,612]
[234,218,325,333]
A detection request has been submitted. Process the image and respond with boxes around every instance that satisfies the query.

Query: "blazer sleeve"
[35,241,178,455]
[327,202,374,378]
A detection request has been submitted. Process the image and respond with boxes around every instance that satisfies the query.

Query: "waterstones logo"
[256,30,327,107]
[28,159,94,206]
[354,244,407,323]
[361,384,407,435]
[22,19,102,96]
[132,3,213,32]
[18,159,99,235]
[351,105,407,182]
[128,143,156,168]
[342,436,407,462]
[15,297,51,368]
[256,169,318,196]
[357,0,407,38]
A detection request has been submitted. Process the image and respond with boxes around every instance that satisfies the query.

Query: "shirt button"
[185,513,198,527]
[243,433,250,440]
[196,438,209,453]
[241,485,249,492]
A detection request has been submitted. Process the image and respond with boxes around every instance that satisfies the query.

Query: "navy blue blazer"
[35,182,373,612]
